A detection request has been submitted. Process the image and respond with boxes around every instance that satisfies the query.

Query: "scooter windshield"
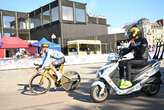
[107,53,119,61]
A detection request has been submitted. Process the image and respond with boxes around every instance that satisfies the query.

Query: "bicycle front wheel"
[61,71,81,91]
[29,73,51,95]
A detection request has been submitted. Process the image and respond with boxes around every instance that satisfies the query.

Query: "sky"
[0,0,164,28]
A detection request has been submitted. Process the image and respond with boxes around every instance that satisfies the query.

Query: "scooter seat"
[131,60,156,74]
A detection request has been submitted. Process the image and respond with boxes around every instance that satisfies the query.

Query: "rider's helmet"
[41,43,49,48]
[126,27,140,40]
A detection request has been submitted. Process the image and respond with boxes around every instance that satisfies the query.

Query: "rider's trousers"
[126,59,147,81]
[119,59,147,81]
[119,60,129,79]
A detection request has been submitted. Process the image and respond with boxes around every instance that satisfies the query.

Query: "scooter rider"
[40,43,65,81]
[119,27,149,89]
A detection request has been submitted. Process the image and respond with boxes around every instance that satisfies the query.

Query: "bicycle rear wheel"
[29,73,51,95]
[61,71,81,91]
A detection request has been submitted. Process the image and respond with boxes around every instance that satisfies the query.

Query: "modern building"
[0,9,30,40]
[1,0,128,54]
[0,0,107,49]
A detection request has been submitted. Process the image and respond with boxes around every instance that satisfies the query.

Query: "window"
[3,16,16,29]
[88,17,97,24]
[43,10,50,25]
[4,33,10,37]
[62,6,73,21]
[18,18,29,29]
[30,14,41,28]
[76,8,85,22]
[4,33,16,37]
[51,6,59,22]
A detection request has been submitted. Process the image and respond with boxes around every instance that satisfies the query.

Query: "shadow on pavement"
[63,104,121,110]
[66,67,164,110]
[67,79,95,103]
[65,85,164,110]
[17,84,34,96]
[17,83,65,96]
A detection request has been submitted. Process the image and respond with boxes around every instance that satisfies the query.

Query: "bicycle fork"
[39,72,46,85]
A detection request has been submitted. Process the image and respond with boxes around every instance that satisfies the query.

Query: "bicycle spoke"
[29,74,51,95]
[61,71,80,91]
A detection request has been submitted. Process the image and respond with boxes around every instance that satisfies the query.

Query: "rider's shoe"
[117,79,124,86]
[120,80,132,89]
[56,71,62,81]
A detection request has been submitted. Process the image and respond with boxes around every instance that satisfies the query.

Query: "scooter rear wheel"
[90,85,109,103]
[142,83,160,96]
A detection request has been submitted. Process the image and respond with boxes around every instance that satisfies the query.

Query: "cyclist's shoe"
[54,82,61,87]
[56,71,62,81]
[120,80,132,89]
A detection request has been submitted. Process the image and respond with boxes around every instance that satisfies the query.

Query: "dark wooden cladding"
[51,1,58,8]
[98,18,107,25]
[2,10,16,16]
[42,4,50,12]
[61,0,73,7]
[75,2,86,9]
[88,17,97,24]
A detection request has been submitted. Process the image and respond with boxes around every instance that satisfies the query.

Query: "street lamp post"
[51,34,56,43]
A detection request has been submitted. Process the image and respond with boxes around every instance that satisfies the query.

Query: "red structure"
[0,37,29,58]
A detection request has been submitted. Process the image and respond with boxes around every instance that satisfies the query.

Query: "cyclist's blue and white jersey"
[41,49,64,68]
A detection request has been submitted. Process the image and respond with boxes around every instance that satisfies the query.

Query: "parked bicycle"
[29,63,81,95]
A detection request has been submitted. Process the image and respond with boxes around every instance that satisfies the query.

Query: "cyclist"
[118,27,148,89]
[40,43,65,81]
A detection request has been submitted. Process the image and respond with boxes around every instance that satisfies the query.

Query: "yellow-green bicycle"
[29,64,81,95]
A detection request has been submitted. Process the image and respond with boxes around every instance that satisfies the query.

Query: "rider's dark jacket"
[120,37,148,60]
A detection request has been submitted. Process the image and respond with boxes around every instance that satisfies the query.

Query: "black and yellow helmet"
[127,27,140,39]
[41,43,49,48]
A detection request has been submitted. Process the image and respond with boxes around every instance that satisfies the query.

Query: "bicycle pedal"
[55,82,61,87]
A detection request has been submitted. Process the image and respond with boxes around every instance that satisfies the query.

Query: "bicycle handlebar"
[34,63,42,71]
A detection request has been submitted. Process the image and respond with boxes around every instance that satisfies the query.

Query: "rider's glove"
[119,48,129,56]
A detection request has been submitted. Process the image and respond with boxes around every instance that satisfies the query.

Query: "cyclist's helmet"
[127,27,140,40]
[41,43,49,48]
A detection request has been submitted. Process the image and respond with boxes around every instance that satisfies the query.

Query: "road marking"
[64,100,80,104]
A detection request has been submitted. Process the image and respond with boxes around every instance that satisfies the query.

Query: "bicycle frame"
[39,64,73,86]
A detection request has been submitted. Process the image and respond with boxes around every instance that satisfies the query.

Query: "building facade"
[0,0,107,47]
[29,0,108,48]
[123,18,164,51]
[1,0,128,54]
[0,10,30,40]
[138,18,164,50]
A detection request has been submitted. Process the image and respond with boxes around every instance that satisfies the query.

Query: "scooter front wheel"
[90,85,109,103]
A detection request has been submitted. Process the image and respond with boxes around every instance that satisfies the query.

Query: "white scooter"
[90,43,163,103]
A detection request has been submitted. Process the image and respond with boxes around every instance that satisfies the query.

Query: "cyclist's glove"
[34,63,42,70]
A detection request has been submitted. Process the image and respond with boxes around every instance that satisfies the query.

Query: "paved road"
[0,61,164,110]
